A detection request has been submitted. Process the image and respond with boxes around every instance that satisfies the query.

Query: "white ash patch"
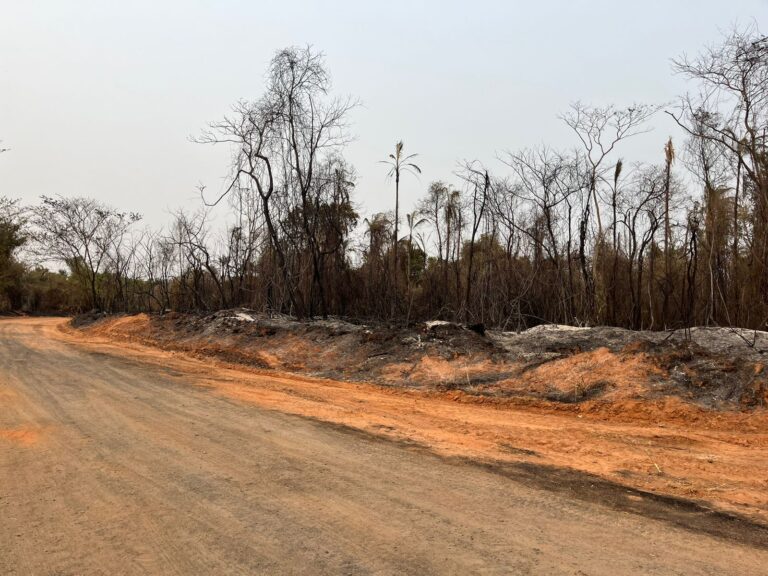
[232,312,256,322]
[425,320,455,330]
[522,324,592,334]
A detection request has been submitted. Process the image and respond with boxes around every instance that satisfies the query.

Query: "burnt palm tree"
[381,141,421,317]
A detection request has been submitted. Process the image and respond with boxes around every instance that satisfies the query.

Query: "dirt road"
[1,318,766,575]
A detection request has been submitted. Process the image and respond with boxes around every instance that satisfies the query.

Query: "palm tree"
[381,141,421,317]
[405,210,427,323]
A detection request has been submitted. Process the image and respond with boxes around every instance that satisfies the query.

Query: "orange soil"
[0,426,42,446]
[380,356,501,387]
[504,347,664,400]
[61,315,768,523]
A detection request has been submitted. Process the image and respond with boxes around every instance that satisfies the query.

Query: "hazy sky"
[1,1,766,227]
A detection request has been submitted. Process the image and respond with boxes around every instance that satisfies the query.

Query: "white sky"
[1,1,766,228]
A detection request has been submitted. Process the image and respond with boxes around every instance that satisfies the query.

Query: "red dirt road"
[1,317,766,575]
[77,313,768,524]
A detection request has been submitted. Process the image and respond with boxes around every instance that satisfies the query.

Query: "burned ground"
[75,310,768,412]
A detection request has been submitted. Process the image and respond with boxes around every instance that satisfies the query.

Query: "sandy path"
[1,317,766,574]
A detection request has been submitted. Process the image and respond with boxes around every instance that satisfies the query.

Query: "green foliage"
[0,197,27,311]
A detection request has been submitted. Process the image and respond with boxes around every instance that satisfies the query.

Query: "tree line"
[1,28,767,331]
